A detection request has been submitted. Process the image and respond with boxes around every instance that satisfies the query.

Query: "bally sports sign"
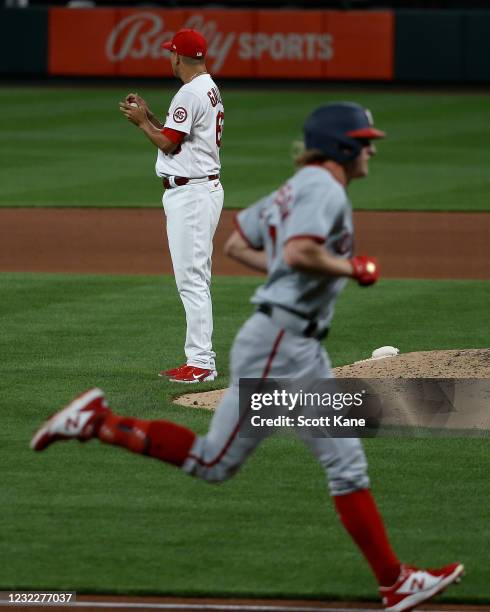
[49,8,393,80]
[105,13,335,70]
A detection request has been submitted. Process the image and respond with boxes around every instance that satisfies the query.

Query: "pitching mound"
[175,348,490,411]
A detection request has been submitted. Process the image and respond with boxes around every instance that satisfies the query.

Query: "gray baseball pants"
[182,312,369,496]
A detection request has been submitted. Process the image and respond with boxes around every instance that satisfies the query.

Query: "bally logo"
[106,13,235,72]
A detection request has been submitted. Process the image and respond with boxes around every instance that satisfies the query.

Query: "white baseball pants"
[163,180,224,370]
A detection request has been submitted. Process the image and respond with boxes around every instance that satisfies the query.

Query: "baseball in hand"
[129,102,139,108]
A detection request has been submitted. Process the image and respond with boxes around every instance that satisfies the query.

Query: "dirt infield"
[1,208,488,611]
[0,209,488,279]
[175,349,490,414]
[0,595,485,612]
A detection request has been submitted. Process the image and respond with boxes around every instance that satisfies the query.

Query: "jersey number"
[216,111,224,147]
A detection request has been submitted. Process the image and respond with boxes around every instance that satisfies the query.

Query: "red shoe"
[380,562,464,611]
[158,364,187,378]
[30,388,110,452]
[169,365,217,384]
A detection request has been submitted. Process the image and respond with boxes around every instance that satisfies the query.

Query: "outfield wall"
[1,8,490,82]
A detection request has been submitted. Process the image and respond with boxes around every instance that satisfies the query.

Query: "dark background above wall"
[22,1,490,9]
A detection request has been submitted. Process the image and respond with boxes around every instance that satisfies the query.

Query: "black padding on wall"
[395,11,464,81]
[0,9,48,75]
[464,12,490,81]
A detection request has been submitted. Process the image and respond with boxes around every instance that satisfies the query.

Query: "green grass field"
[1,273,489,603]
[1,87,490,211]
[1,82,489,604]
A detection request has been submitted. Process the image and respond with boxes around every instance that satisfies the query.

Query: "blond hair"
[292,141,330,168]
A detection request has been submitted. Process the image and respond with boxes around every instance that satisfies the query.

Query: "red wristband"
[162,127,185,144]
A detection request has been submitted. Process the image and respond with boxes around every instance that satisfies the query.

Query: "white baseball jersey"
[156,74,224,179]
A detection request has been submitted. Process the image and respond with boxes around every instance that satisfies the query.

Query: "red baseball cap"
[162,29,207,59]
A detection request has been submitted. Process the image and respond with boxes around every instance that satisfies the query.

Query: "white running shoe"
[31,388,110,452]
[380,562,464,611]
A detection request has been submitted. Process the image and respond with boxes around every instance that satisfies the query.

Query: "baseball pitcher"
[120,29,224,383]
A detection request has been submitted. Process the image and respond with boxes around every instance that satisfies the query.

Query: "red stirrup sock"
[334,489,401,587]
[98,414,196,467]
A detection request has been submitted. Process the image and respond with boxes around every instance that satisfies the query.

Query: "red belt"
[163,174,219,189]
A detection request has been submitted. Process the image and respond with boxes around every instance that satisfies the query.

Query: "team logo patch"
[173,107,188,123]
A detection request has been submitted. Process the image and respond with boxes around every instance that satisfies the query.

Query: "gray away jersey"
[236,165,354,326]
